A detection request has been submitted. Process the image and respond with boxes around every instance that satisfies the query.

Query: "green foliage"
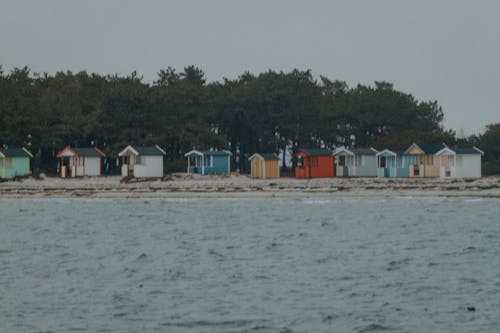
[1,65,496,174]
[478,123,500,175]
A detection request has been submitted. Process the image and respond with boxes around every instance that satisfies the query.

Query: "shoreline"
[1,174,500,198]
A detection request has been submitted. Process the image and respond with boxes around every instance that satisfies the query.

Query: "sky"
[1,0,499,135]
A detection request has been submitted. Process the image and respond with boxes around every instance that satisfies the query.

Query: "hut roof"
[297,148,332,156]
[249,153,279,161]
[72,148,105,157]
[185,149,231,157]
[405,142,448,155]
[351,148,378,155]
[119,145,166,156]
[455,147,484,155]
[0,147,33,158]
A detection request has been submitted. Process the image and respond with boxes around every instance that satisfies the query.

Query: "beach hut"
[405,143,449,178]
[0,147,33,179]
[332,147,353,177]
[454,147,483,178]
[248,153,280,179]
[56,146,106,178]
[184,150,232,175]
[118,145,166,178]
[435,146,457,178]
[376,149,415,178]
[376,149,398,178]
[333,147,378,177]
[295,148,334,178]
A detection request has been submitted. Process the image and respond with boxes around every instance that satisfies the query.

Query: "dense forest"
[1,65,499,175]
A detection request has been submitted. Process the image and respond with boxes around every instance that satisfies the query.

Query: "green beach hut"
[0,147,34,179]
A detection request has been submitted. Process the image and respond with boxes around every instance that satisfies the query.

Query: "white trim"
[118,145,139,157]
[248,153,263,161]
[22,147,34,158]
[473,147,485,155]
[155,145,166,155]
[404,143,424,155]
[332,147,354,156]
[184,149,204,157]
[436,147,456,156]
[201,155,205,175]
[376,149,397,157]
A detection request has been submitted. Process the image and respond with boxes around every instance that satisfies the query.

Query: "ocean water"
[0,197,499,333]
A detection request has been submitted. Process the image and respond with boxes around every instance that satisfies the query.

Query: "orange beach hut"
[295,148,334,178]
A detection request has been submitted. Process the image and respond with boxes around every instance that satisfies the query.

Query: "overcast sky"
[1,0,498,135]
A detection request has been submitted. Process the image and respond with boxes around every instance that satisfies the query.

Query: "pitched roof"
[0,147,33,158]
[56,146,105,158]
[332,147,354,156]
[72,148,105,157]
[297,148,332,156]
[119,145,166,156]
[351,148,378,155]
[455,147,484,155]
[249,153,279,161]
[419,143,448,154]
[204,150,232,156]
[185,149,232,157]
[406,142,448,154]
[376,149,397,157]
[133,146,166,156]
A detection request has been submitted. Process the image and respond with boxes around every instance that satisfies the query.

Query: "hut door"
[60,157,70,178]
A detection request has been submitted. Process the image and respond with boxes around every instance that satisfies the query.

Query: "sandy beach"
[1,174,500,198]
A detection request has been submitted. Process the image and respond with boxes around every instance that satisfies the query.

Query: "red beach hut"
[295,148,334,178]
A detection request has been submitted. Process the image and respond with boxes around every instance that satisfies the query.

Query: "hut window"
[297,156,303,167]
[380,156,386,168]
[339,155,345,166]
[136,156,143,165]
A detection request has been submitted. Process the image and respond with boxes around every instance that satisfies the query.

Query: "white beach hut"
[118,145,166,178]
[454,147,484,178]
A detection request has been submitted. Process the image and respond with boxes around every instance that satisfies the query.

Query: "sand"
[1,174,500,198]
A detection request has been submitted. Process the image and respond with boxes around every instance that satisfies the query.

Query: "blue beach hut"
[0,147,34,179]
[376,149,416,178]
[376,149,398,177]
[184,150,232,175]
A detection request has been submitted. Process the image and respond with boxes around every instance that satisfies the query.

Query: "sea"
[0,197,499,333]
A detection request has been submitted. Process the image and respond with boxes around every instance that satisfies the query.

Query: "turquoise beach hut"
[184,150,232,175]
[376,149,416,178]
[0,147,33,179]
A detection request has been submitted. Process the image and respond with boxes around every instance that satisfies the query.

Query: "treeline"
[0,65,499,174]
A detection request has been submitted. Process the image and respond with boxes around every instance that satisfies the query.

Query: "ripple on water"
[0,197,499,333]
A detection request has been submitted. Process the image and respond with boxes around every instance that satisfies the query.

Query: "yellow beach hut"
[248,153,280,179]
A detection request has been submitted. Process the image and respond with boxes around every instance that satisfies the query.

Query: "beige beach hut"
[405,142,449,178]
[248,153,280,179]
